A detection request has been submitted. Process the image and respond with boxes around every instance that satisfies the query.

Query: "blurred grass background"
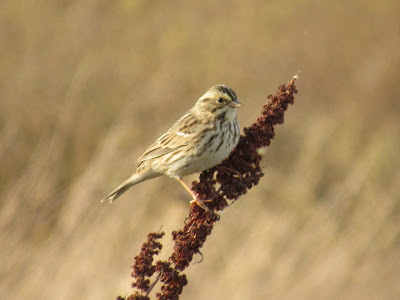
[1,0,400,299]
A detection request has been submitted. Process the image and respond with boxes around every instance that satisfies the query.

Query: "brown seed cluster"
[123,231,165,300]
[118,75,298,299]
[155,261,187,299]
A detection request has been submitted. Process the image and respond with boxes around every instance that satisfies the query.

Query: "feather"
[137,110,200,162]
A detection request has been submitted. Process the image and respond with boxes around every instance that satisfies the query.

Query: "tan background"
[1,1,400,299]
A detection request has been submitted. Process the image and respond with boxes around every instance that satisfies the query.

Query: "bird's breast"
[172,120,240,177]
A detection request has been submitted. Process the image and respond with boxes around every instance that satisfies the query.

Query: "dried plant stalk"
[119,75,299,300]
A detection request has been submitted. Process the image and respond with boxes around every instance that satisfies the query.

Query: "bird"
[101,84,242,211]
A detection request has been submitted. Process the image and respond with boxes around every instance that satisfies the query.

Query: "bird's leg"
[177,179,213,213]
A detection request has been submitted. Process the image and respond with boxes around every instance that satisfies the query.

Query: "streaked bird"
[102,85,242,211]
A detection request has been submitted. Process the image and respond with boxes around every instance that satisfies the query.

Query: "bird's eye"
[217,97,224,103]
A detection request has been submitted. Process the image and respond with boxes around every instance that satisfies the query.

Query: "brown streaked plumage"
[101,85,242,211]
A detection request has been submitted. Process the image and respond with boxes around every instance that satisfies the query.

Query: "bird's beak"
[229,100,243,108]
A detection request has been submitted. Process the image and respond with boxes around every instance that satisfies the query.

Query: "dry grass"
[1,0,399,299]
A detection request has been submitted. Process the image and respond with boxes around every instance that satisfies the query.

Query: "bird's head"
[195,85,242,121]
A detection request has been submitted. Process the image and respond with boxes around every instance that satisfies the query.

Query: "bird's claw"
[190,198,215,214]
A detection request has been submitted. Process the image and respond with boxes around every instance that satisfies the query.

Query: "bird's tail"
[101,171,155,203]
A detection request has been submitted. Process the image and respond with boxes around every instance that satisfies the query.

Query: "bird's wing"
[137,110,199,162]
[136,132,190,162]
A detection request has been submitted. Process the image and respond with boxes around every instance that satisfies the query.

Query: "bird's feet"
[190,198,214,214]
[177,178,215,214]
